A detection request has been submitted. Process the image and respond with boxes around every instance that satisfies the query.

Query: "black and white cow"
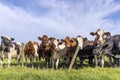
[0,36,22,68]
[93,35,120,67]
[78,38,94,67]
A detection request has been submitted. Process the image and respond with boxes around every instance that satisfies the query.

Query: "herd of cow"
[0,28,120,69]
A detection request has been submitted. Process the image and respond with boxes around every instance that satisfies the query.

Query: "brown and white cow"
[90,28,111,68]
[51,36,83,69]
[50,38,68,69]
[64,36,77,62]
[24,41,38,68]
[37,35,52,68]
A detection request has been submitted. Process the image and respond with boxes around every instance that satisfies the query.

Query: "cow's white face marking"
[76,36,83,49]
[97,29,104,36]
[3,35,11,40]
[53,39,59,50]
[97,29,104,39]
[58,42,66,49]
[33,44,38,57]
[97,29,105,45]
[15,42,22,47]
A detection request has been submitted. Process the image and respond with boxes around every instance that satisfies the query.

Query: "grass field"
[0,57,120,80]
[0,65,120,80]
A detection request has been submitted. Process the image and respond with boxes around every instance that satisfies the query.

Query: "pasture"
[0,62,120,80]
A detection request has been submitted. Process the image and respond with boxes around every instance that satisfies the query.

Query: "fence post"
[21,43,24,67]
[68,46,80,71]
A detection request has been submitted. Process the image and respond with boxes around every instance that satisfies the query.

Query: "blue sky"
[0,0,120,43]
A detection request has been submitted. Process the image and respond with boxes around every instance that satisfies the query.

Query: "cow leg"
[89,57,93,67]
[16,54,21,65]
[52,58,55,69]
[113,57,118,67]
[37,56,42,69]
[65,57,69,67]
[31,56,34,68]
[36,57,39,68]
[108,56,114,66]
[0,57,3,68]
[119,58,120,67]
[25,56,28,67]
[113,58,116,67]
[0,60,3,68]
[46,58,51,68]
[45,58,48,68]
[8,54,11,68]
[101,54,104,68]
[56,58,59,69]
[94,55,98,67]
[80,58,84,67]
[50,57,52,68]
[47,58,50,68]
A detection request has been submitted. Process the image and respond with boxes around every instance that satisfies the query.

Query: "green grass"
[0,57,120,80]
[0,66,120,80]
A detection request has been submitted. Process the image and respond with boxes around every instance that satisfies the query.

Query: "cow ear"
[104,32,111,36]
[61,39,65,42]
[11,38,14,41]
[1,36,3,39]
[90,32,96,36]
[57,39,59,42]
[83,37,88,41]
[38,37,42,40]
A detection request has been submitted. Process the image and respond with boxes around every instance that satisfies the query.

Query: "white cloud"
[0,0,120,42]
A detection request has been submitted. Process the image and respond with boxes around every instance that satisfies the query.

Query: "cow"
[93,35,120,67]
[64,36,77,64]
[0,35,22,68]
[50,38,68,69]
[24,41,39,68]
[37,35,52,68]
[51,36,83,69]
[90,28,111,68]
[78,38,94,67]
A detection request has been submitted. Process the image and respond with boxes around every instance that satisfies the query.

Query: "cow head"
[38,35,48,45]
[53,38,59,51]
[65,36,71,47]
[38,35,49,47]
[64,36,77,48]
[49,37,67,51]
[1,35,14,47]
[90,28,111,47]
[76,35,83,49]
